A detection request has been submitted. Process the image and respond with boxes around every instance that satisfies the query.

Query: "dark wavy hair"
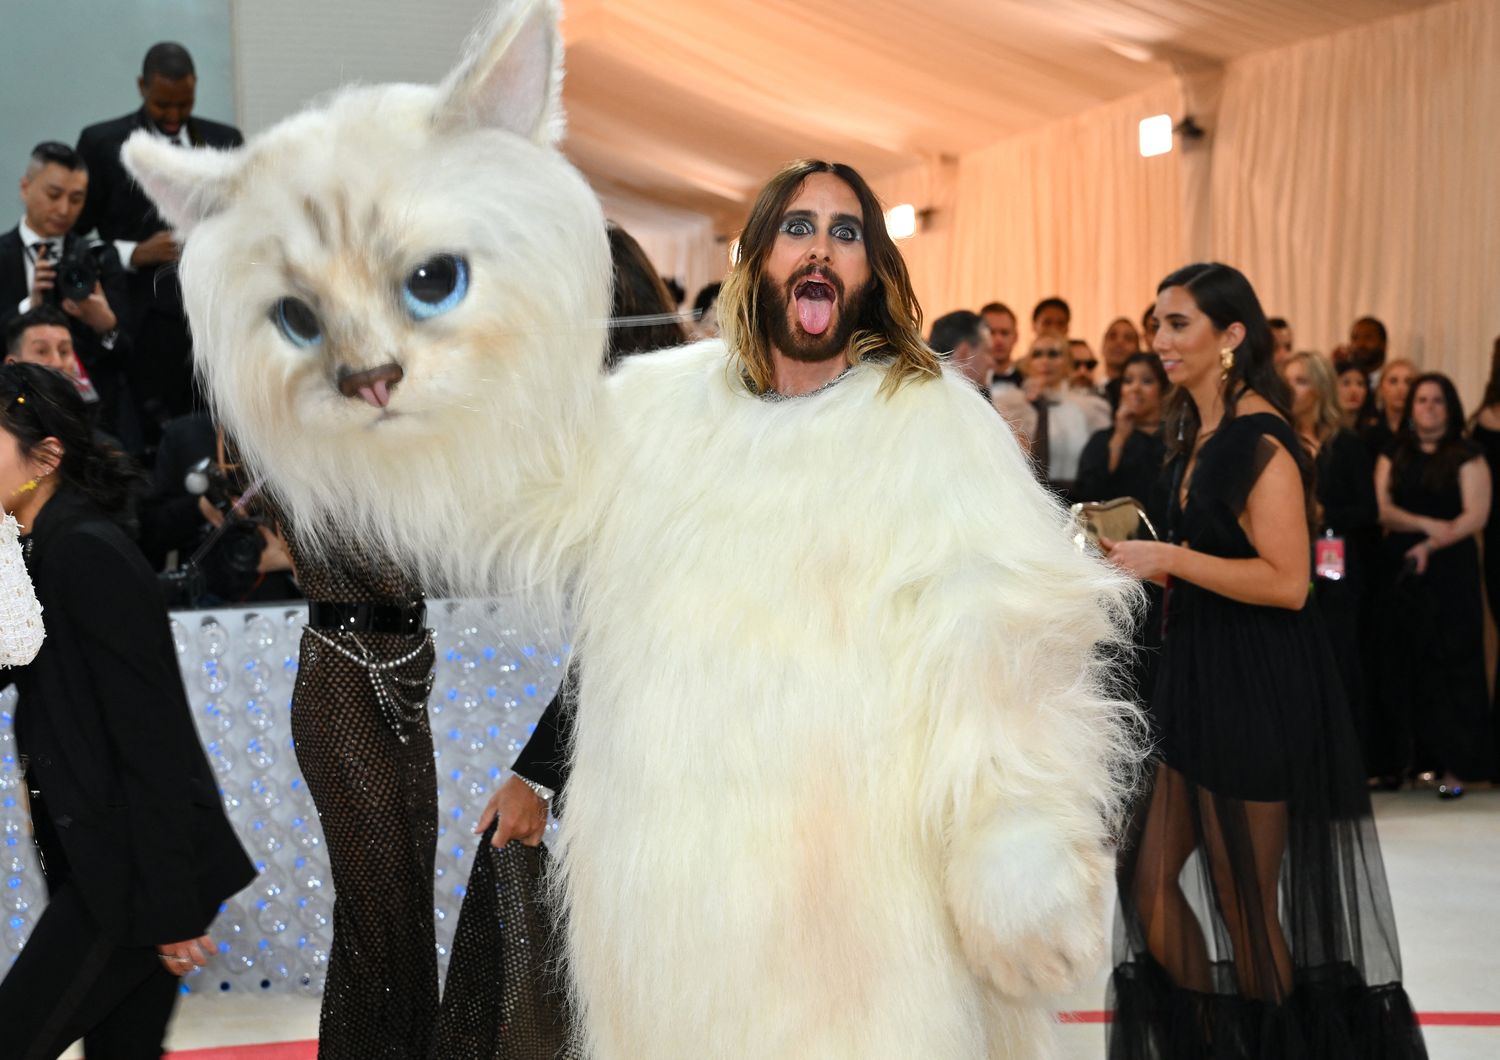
[605,225,688,369]
[718,159,939,397]
[1392,372,1475,491]
[0,362,142,514]
[1121,351,1169,393]
[1481,334,1500,410]
[1157,263,1292,459]
[1333,355,1379,432]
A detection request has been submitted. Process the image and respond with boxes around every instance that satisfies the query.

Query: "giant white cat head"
[123,0,610,593]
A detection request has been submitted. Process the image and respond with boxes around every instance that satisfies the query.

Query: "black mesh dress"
[431,670,578,1059]
[1109,414,1427,1059]
[285,528,440,1059]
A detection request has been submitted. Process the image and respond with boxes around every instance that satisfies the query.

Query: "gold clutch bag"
[1069,497,1159,551]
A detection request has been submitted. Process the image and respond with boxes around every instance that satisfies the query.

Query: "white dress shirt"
[992,385,1112,484]
[15,217,62,315]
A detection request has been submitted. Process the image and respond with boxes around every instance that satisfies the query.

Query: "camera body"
[185,456,255,518]
[180,456,268,601]
[42,240,101,305]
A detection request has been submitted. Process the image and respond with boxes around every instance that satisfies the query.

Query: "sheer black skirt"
[1108,586,1426,1059]
[434,830,577,1060]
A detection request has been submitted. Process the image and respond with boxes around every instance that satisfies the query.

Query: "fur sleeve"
[894,373,1147,993]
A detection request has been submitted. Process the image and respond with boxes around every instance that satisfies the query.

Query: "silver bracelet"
[515,774,555,803]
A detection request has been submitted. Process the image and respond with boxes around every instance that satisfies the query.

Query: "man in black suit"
[76,41,242,446]
[1,142,137,447]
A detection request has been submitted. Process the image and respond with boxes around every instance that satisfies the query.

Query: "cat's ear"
[435,0,564,145]
[121,132,242,235]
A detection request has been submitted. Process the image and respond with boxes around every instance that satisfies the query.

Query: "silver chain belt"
[303,624,435,743]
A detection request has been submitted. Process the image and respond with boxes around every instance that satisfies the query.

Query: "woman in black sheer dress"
[282,522,441,1058]
[1375,373,1493,798]
[1469,338,1500,728]
[1102,264,1425,1058]
[1283,352,1385,777]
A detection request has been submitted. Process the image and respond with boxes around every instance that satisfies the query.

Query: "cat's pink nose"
[337,362,404,408]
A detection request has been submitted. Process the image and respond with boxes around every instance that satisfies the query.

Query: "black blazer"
[7,487,253,946]
[510,661,574,811]
[0,226,132,374]
[76,109,243,246]
[76,109,242,324]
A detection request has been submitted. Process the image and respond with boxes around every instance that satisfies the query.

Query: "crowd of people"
[927,295,1500,798]
[0,18,1488,1060]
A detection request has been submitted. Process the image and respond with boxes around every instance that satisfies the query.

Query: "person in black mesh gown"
[1101,264,1425,1059]
[281,520,441,1058]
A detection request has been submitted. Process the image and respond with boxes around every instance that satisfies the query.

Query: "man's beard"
[759,267,869,364]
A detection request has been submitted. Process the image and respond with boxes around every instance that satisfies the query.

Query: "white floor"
[63,788,1499,1058]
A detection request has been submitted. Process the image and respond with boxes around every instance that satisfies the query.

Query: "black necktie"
[1032,396,1052,482]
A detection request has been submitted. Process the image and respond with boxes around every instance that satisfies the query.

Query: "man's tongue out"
[795,283,835,336]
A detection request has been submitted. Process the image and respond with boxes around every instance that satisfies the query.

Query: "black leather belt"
[307,600,427,634]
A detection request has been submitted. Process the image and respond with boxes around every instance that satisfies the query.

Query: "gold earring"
[15,479,38,493]
[1220,347,1235,375]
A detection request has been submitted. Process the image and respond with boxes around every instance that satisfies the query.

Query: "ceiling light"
[885,203,916,240]
[1138,114,1173,158]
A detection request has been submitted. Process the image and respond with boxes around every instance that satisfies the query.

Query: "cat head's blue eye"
[403,254,469,320]
[273,297,322,348]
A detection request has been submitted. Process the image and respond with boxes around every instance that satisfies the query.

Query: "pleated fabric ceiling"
[234,0,1449,234]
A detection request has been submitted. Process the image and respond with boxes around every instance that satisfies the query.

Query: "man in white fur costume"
[122,2,1142,1056]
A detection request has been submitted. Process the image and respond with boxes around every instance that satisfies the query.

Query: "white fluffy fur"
[123,0,607,610]
[124,3,1146,1056]
[555,345,1142,1058]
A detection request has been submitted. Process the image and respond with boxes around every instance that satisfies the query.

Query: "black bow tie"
[992,369,1023,387]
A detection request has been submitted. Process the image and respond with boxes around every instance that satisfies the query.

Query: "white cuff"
[115,238,139,272]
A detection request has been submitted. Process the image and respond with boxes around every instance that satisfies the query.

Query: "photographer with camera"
[1,142,138,452]
[139,411,298,607]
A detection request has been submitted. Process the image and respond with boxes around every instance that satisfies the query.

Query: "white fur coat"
[119,3,1142,1056]
[554,341,1136,1058]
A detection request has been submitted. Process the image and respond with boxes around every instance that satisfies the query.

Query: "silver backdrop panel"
[0,598,567,997]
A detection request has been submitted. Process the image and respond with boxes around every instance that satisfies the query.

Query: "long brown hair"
[1392,372,1475,491]
[718,160,938,397]
[1481,334,1500,409]
[1285,351,1343,444]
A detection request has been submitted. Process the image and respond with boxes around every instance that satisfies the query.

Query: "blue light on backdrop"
[0,599,565,996]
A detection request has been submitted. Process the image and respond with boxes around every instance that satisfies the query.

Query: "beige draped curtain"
[1210,0,1500,400]
[880,0,1499,401]
[876,80,1187,353]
